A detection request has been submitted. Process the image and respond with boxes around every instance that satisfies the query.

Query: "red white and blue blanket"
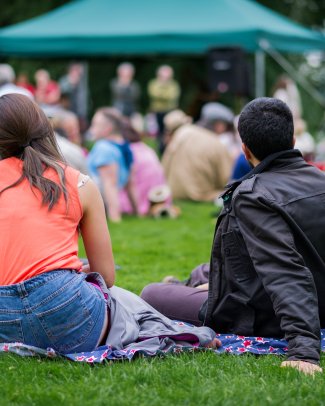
[1,329,324,364]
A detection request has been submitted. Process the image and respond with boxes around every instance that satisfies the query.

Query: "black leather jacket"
[204,149,325,364]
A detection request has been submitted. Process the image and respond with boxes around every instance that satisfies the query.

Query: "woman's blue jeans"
[0,270,106,354]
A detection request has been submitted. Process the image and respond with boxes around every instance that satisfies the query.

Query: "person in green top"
[147,65,180,154]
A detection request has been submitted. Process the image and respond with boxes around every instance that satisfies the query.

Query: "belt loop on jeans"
[17,282,28,298]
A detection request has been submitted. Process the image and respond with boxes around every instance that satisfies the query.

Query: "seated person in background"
[34,69,61,106]
[230,115,251,180]
[56,132,89,175]
[198,102,241,160]
[54,110,83,146]
[16,72,36,96]
[231,153,251,180]
[87,108,138,222]
[273,74,302,119]
[119,119,171,216]
[0,94,219,353]
[294,118,315,162]
[163,109,192,147]
[0,64,33,99]
[142,97,325,375]
[161,106,233,202]
[49,115,89,174]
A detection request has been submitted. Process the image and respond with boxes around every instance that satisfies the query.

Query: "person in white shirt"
[0,64,33,100]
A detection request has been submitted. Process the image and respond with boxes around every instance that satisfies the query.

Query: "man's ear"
[242,143,251,161]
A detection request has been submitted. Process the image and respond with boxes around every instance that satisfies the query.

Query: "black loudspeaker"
[207,47,251,96]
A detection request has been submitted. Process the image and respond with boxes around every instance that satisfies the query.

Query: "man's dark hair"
[238,97,294,161]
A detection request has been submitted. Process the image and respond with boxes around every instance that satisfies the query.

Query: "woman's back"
[0,157,82,285]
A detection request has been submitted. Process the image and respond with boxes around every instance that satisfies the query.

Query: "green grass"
[106,201,216,294]
[1,201,324,406]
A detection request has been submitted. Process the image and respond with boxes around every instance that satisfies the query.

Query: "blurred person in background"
[16,72,35,96]
[148,65,180,155]
[110,62,141,118]
[54,110,83,147]
[198,102,240,160]
[273,74,302,119]
[49,115,89,175]
[87,108,138,222]
[59,63,89,131]
[34,69,60,106]
[119,119,171,216]
[293,118,315,161]
[0,64,33,99]
[231,152,252,181]
[163,109,192,147]
[230,115,251,180]
[161,106,233,202]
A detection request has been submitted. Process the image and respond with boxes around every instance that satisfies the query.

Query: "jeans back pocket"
[36,290,95,353]
[0,318,24,343]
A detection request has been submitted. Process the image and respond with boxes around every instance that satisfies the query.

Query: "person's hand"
[281,360,323,376]
[205,338,222,348]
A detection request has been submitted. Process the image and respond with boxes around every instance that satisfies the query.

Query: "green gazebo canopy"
[0,0,324,57]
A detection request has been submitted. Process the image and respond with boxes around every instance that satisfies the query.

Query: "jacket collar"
[221,149,303,202]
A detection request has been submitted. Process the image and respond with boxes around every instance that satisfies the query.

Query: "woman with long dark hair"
[0,93,114,353]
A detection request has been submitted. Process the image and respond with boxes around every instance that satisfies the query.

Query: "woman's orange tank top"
[0,157,83,285]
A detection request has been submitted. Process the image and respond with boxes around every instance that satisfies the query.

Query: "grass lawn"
[1,201,324,406]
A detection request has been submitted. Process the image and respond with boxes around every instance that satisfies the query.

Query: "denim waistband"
[0,270,80,296]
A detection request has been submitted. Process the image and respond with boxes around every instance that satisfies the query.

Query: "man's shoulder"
[232,162,325,206]
[231,174,274,210]
[235,175,258,195]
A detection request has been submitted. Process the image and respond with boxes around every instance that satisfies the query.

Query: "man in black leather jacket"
[142,97,324,375]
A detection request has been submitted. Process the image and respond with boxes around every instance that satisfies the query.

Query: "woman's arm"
[124,166,139,215]
[78,176,115,287]
[98,164,121,222]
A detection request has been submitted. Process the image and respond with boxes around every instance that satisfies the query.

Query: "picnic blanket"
[1,330,325,363]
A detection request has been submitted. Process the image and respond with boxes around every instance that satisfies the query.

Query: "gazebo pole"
[261,43,325,109]
[255,47,266,98]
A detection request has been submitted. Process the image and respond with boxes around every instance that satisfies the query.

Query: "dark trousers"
[155,111,167,155]
[140,263,209,326]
